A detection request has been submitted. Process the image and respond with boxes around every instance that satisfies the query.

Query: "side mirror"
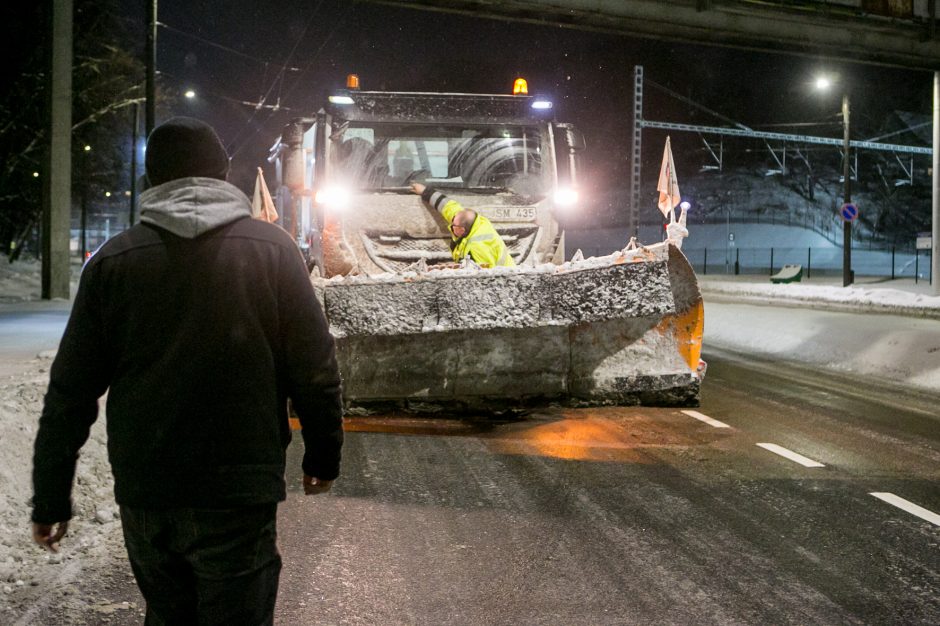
[557,124,586,153]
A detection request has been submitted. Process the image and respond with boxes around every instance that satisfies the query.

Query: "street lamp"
[814,74,853,286]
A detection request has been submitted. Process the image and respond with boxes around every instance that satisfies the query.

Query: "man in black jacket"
[30,117,344,625]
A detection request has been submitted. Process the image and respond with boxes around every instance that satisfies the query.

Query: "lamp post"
[814,75,853,286]
[841,93,853,287]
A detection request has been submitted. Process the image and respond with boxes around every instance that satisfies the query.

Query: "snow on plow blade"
[314,242,704,412]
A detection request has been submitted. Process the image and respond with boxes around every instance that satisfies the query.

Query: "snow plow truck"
[267,75,704,412]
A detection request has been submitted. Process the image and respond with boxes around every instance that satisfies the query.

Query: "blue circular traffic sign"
[840,202,859,222]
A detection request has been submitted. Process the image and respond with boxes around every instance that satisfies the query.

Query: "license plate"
[482,206,537,222]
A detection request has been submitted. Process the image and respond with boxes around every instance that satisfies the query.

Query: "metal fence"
[683,246,933,283]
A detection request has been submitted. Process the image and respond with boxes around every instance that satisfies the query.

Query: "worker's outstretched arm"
[410,182,462,222]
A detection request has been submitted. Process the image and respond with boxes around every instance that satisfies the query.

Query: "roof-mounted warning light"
[513,77,528,95]
[329,74,359,104]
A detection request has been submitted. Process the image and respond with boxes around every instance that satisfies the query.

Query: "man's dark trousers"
[120,503,281,626]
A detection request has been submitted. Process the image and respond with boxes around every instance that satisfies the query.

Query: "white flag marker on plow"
[657,135,681,218]
[657,136,689,249]
[252,167,279,223]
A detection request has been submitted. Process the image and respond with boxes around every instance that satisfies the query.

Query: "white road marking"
[681,410,731,428]
[756,443,825,468]
[870,492,940,527]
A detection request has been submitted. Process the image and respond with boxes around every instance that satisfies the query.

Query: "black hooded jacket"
[31,177,344,523]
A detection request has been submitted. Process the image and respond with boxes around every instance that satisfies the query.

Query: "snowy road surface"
[271,362,939,624]
[0,304,70,377]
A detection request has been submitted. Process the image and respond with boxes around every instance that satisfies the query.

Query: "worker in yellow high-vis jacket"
[410,182,516,268]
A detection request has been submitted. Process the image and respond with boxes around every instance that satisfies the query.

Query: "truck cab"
[269,77,585,277]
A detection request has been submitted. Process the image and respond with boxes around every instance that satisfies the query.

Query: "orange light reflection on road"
[481,416,646,462]
[307,407,706,464]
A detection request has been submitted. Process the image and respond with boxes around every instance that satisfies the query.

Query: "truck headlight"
[554,188,579,207]
[315,186,352,211]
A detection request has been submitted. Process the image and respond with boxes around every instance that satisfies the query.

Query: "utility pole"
[129,101,140,225]
[933,72,939,295]
[842,94,853,287]
[42,0,73,300]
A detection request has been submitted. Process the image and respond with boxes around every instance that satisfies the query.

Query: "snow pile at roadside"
[701,279,940,319]
[703,285,940,395]
[0,357,125,620]
[0,260,44,303]
[0,261,132,620]
[0,258,80,304]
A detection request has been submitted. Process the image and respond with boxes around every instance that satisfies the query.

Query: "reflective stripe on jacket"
[422,188,515,268]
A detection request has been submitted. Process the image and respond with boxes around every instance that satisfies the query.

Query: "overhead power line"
[159,70,296,113]
[158,21,302,72]
[228,0,356,159]
[645,78,753,131]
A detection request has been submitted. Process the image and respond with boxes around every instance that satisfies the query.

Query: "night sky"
[122,0,930,205]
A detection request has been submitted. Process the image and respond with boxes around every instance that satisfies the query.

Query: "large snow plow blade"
[315,242,703,412]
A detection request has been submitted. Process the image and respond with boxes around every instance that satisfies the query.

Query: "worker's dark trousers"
[119,503,281,626]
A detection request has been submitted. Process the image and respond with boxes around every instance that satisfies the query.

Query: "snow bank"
[0,258,80,303]
[0,260,45,303]
[702,278,940,319]
[700,277,940,395]
[704,300,940,395]
[0,358,126,621]
[0,260,126,621]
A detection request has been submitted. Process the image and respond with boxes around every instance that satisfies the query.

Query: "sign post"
[840,198,857,286]
[841,94,853,287]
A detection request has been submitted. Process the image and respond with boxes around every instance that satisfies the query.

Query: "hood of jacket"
[139,177,252,238]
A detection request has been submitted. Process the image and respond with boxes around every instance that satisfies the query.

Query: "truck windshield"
[330,123,545,197]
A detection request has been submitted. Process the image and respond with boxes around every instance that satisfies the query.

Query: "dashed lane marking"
[756,443,825,468]
[870,492,940,527]
[681,410,731,428]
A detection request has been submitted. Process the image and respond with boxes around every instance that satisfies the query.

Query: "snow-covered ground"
[0,257,937,622]
[701,274,940,394]
[0,260,132,622]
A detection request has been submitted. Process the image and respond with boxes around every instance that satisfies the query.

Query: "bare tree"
[1,1,146,261]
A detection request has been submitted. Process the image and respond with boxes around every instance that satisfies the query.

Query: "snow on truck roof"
[323,90,555,125]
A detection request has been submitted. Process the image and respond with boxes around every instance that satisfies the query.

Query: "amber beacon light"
[346,74,360,89]
[512,77,528,95]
